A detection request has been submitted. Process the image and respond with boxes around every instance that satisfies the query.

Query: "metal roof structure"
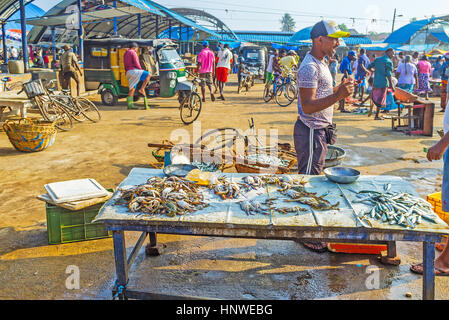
[26,0,223,45]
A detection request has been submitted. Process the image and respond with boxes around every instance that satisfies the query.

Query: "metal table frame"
[106,220,442,300]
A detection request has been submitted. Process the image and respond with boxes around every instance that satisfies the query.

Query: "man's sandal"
[410,263,449,276]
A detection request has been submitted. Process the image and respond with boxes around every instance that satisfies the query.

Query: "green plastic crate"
[46,189,113,244]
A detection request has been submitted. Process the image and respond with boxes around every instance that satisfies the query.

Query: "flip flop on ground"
[300,241,328,253]
[410,263,449,276]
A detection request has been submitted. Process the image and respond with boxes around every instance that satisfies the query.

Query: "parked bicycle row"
[18,79,101,131]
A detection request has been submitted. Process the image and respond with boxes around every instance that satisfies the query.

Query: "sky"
[32,0,449,34]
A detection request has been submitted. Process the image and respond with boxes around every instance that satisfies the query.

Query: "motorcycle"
[237,65,255,94]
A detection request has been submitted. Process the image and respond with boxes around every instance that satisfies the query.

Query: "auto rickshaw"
[83,38,202,124]
[238,45,267,83]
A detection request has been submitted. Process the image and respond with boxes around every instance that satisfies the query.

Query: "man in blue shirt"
[338,50,356,112]
[367,48,395,120]
[353,48,371,101]
[440,53,449,112]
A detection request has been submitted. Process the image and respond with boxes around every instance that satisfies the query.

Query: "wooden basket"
[234,159,295,174]
[2,118,57,152]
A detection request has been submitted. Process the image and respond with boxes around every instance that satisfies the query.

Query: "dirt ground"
[0,73,448,300]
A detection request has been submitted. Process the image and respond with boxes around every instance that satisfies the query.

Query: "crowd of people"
[327,47,449,117]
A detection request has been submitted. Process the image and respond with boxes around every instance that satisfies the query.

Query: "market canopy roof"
[16,5,149,26]
[26,0,223,45]
[383,16,449,44]
[289,26,313,42]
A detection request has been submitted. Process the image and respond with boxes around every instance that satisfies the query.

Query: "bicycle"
[274,72,297,107]
[263,71,282,103]
[179,71,202,125]
[43,79,101,123]
[18,79,74,131]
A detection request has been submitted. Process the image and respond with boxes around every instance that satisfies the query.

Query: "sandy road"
[0,74,447,299]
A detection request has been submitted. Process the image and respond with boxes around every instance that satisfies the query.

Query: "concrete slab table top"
[94,168,449,239]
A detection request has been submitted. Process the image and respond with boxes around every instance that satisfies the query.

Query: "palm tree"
[280,14,296,32]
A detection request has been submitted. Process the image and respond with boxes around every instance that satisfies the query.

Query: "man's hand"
[427,142,447,161]
[336,78,354,99]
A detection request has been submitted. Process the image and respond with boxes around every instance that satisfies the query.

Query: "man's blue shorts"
[356,74,365,88]
[134,70,150,88]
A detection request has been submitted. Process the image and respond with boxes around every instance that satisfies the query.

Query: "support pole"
[137,14,141,39]
[77,0,83,63]
[19,0,28,72]
[51,27,56,64]
[1,22,7,64]
[113,1,117,36]
[423,241,435,300]
[168,19,172,39]
[179,23,182,53]
[186,26,190,53]
[155,16,159,39]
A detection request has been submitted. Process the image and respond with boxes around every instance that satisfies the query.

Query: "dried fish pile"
[353,184,438,229]
[191,161,220,172]
[245,154,290,167]
[115,176,209,217]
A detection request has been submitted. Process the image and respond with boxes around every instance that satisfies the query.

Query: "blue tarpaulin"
[271,43,300,51]
[289,26,313,42]
[383,16,441,44]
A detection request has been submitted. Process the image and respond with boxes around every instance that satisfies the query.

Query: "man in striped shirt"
[294,20,353,252]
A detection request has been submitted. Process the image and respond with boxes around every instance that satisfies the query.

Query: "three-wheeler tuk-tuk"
[238,45,268,83]
[83,38,202,124]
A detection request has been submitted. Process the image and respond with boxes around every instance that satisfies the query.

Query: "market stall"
[94,168,449,300]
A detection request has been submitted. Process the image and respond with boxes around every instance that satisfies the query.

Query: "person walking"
[338,50,356,112]
[61,44,82,97]
[123,42,151,109]
[353,48,371,101]
[328,54,338,87]
[295,20,353,253]
[197,41,216,102]
[265,49,277,89]
[367,48,395,120]
[441,53,449,112]
[415,55,432,100]
[432,56,443,80]
[411,51,419,66]
[395,55,418,93]
[216,44,232,100]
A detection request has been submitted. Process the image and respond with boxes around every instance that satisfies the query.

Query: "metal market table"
[94,168,449,300]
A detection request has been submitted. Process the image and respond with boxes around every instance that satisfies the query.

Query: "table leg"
[145,231,166,256]
[112,230,128,300]
[380,241,401,265]
[423,241,435,300]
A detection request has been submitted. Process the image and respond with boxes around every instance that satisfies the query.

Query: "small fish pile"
[191,161,220,172]
[209,176,242,200]
[245,154,290,168]
[353,184,438,229]
[116,176,208,217]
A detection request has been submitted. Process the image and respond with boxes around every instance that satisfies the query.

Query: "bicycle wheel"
[180,92,202,125]
[38,98,74,131]
[263,87,273,102]
[51,95,87,122]
[275,84,294,107]
[285,83,298,101]
[194,127,243,153]
[75,97,101,122]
